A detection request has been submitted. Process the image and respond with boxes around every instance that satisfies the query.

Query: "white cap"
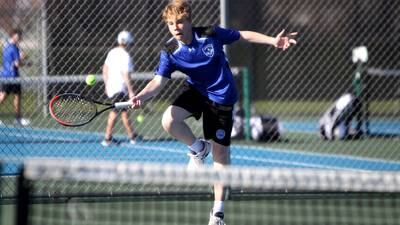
[117,31,134,45]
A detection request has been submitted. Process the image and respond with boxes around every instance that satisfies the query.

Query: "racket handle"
[114,101,133,109]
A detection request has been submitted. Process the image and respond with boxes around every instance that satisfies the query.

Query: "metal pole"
[41,0,49,115]
[242,67,251,140]
[220,0,228,28]
[220,0,229,54]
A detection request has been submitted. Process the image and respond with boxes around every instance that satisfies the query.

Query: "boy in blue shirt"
[131,1,297,224]
[0,29,30,126]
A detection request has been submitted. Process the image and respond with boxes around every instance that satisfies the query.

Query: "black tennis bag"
[231,107,282,141]
[231,108,245,139]
[319,93,361,140]
[250,115,282,141]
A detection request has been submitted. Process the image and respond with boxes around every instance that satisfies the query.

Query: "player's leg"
[203,102,233,225]
[0,84,10,105]
[162,84,212,167]
[120,110,136,144]
[162,105,211,168]
[0,90,7,125]
[14,93,21,119]
[209,142,230,225]
[212,143,230,200]
[102,110,118,146]
[162,105,196,145]
[0,91,8,103]
[11,84,29,126]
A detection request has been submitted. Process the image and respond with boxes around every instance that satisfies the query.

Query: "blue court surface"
[1,119,400,175]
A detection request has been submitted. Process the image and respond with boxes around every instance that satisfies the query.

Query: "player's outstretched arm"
[131,75,168,108]
[239,29,297,50]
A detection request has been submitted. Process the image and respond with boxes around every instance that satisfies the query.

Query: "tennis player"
[130,0,297,224]
[101,31,138,146]
[0,28,30,126]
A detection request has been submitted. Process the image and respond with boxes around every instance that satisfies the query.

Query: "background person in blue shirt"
[131,1,297,224]
[0,28,30,126]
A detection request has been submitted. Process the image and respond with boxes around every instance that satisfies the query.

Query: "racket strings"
[52,96,97,124]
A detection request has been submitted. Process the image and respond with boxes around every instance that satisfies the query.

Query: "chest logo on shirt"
[202,44,214,57]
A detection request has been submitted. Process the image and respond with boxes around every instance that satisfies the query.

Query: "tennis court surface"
[2,123,400,176]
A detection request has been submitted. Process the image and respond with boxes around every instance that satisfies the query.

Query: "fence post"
[17,166,30,225]
[41,1,49,116]
[242,67,251,140]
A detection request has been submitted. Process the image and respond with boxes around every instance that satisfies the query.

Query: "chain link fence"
[228,0,399,159]
[1,0,399,198]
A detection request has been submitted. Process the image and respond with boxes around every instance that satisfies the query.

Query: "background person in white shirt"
[101,31,137,146]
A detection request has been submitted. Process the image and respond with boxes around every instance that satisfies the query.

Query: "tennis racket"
[49,93,132,127]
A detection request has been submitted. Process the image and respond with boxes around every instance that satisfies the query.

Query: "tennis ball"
[136,115,144,123]
[85,74,96,86]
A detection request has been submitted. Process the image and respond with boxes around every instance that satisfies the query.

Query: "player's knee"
[161,111,173,132]
[212,144,230,165]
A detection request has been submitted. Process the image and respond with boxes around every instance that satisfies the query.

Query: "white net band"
[24,158,400,193]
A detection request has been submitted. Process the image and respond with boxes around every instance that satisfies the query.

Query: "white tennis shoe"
[208,211,226,225]
[14,118,30,126]
[101,138,119,147]
[187,139,211,169]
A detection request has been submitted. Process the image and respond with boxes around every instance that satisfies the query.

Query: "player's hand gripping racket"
[49,93,132,127]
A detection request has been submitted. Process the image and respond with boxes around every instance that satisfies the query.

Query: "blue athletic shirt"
[1,41,21,78]
[155,26,241,105]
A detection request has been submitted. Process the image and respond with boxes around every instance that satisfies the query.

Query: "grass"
[252,99,399,118]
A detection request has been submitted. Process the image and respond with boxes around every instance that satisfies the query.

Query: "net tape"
[24,158,400,193]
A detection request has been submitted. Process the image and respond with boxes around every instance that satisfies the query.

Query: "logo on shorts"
[216,129,226,140]
[202,44,214,57]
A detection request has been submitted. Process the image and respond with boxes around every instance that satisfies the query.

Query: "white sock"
[213,201,224,214]
[189,139,204,153]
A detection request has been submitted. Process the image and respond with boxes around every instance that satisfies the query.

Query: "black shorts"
[172,84,234,146]
[109,92,129,112]
[0,84,21,94]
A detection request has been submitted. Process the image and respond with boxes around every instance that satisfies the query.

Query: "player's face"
[166,17,192,44]
[11,33,21,43]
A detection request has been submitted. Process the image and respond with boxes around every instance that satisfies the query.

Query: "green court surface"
[1,204,15,225]
[2,193,399,225]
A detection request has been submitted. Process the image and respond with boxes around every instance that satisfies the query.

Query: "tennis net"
[17,158,400,225]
